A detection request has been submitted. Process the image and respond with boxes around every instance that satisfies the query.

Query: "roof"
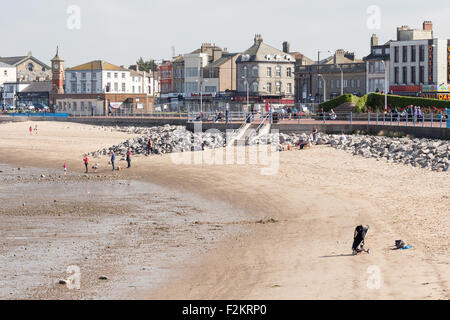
[0,55,51,69]
[0,61,13,68]
[20,81,52,93]
[237,40,294,63]
[67,60,129,72]
[208,53,239,67]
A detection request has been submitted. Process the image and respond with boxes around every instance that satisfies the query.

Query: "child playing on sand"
[63,161,67,176]
[29,126,33,135]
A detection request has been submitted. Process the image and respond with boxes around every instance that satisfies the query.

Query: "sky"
[1,0,450,68]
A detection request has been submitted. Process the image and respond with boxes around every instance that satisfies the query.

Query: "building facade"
[0,52,51,82]
[296,49,366,103]
[364,34,390,94]
[388,21,448,97]
[52,59,153,115]
[235,35,295,105]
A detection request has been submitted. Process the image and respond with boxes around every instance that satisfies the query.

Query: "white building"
[0,62,16,87]
[183,53,210,95]
[2,82,30,107]
[65,60,148,95]
[389,21,449,96]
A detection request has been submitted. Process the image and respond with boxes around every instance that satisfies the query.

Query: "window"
[402,46,408,63]
[419,45,425,62]
[286,67,292,77]
[266,67,272,77]
[114,83,118,92]
[81,82,86,93]
[276,66,281,77]
[267,82,272,93]
[82,73,86,79]
[351,80,355,88]
[71,81,77,93]
[73,102,77,112]
[106,83,111,93]
[402,67,407,84]
[107,72,111,78]
[81,101,85,111]
[92,73,97,79]
[411,46,416,62]
[122,73,126,79]
[208,68,214,78]
[91,81,97,92]
[4,70,7,76]
[132,86,135,93]
[330,80,334,89]
[276,82,281,93]
[252,82,258,92]
[419,66,425,83]
[394,47,399,63]
[369,62,374,73]
[411,66,416,83]
[27,63,34,71]
[186,67,198,77]
[357,80,361,88]
[252,66,258,77]
[114,73,118,79]
[122,83,126,92]
[287,83,292,94]
[394,67,399,84]
[71,73,77,79]
[243,66,248,77]
[205,86,216,93]
[343,80,348,88]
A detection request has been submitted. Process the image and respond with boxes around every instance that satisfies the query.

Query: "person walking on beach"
[147,138,152,156]
[34,125,38,135]
[29,125,33,135]
[311,125,319,144]
[126,149,132,168]
[83,155,89,173]
[63,161,67,176]
[111,152,116,171]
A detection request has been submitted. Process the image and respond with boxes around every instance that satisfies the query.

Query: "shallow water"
[0,164,257,299]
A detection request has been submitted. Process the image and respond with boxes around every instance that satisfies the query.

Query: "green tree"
[136,57,157,72]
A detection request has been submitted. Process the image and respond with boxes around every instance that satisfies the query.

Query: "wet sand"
[0,121,449,300]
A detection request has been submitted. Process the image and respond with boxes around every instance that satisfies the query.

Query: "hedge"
[319,94,359,112]
[319,93,450,113]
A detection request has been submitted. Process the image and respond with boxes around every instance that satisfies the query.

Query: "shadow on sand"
[320,254,355,258]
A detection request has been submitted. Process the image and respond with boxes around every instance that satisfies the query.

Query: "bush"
[319,93,450,113]
[367,93,450,112]
[319,94,359,111]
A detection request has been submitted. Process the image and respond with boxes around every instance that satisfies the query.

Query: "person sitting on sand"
[92,163,99,173]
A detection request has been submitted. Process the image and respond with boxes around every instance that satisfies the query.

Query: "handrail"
[255,113,270,134]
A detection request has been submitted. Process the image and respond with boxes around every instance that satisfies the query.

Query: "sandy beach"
[0,121,449,300]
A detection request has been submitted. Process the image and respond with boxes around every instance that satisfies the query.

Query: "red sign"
[389,85,421,93]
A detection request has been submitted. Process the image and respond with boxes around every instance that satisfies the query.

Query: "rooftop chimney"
[371,34,379,47]
[423,21,433,32]
[254,34,263,45]
[282,41,290,53]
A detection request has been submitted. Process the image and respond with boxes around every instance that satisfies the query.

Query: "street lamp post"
[317,50,332,102]
[318,74,327,102]
[381,60,388,110]
[336,64,344,96]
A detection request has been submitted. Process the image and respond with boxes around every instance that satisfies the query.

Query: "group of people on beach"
[74,138,154,175]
